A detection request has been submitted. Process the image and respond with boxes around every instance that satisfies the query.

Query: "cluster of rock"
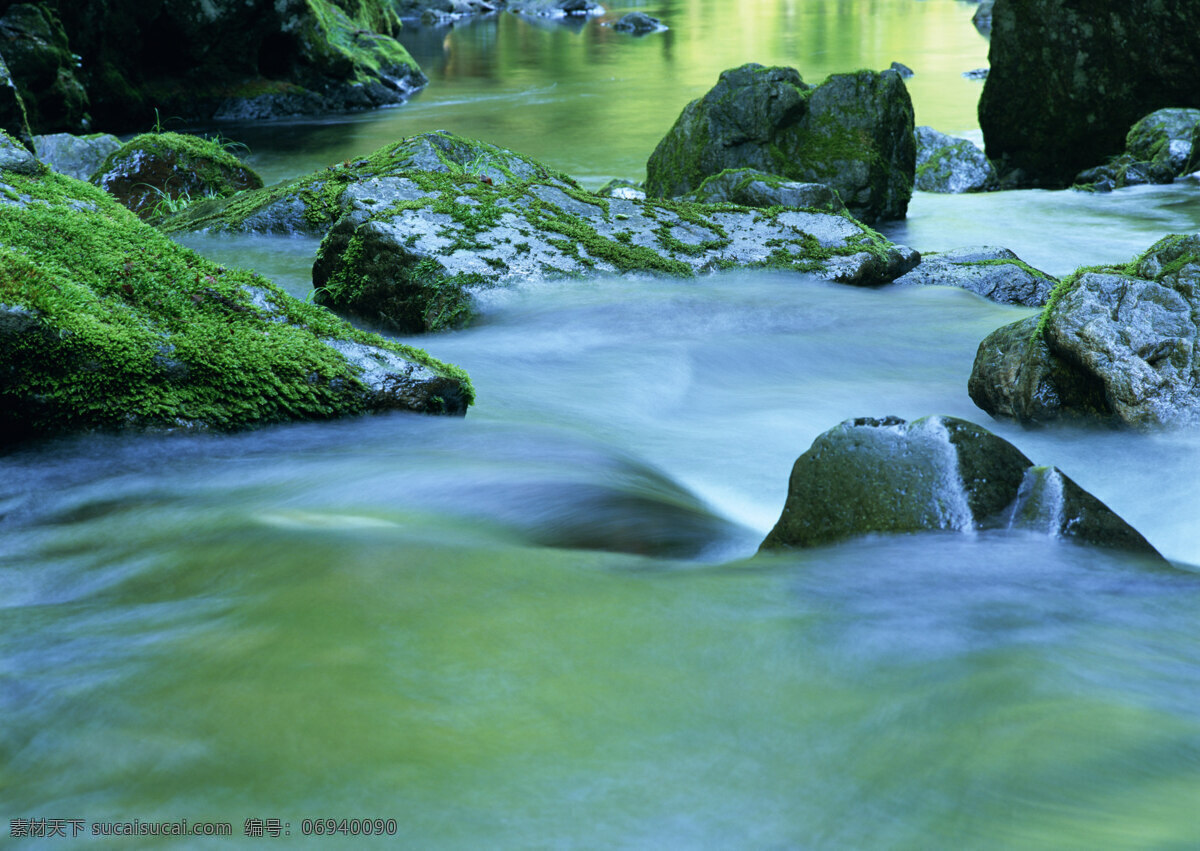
[0,0,427,138]
[970,234,1200,429]
[759,415,1162,560]
[1073,109,1200,192]
[645,63,916,224]
[0,131,472,446]
[979,0,1200,187]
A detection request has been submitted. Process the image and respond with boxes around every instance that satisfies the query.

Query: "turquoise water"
[5,2,1200,847]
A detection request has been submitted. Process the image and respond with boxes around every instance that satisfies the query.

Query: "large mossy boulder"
[0,3,89,134]
[92,132,264,219]
[979,0,1200,187]
[0,151,472,446]
[759,415,1162,559]
[969,234,1200,428]
[645,63,915,224]
[914,126,998,194]
[13,0,425,130]
[166,131,919,335]
[892,246,1055,307]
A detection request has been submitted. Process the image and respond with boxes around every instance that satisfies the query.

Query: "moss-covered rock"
[759,415,1162,559]
[645,64,915,224]
[969,234,1200,428]
[979,0,1200,187]
[91,132,264,219]
[0,157,472,447]
[1073,109,1200,192]
[893,246,1055,306]
[914,126,998,194]
[0,3,89,134]
[0,52,33,150]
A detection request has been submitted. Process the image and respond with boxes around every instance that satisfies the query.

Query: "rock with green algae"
[1073,109,1200,192]
[91,132,264,219]
[644,63,915,224]
[969,234,1200,428]
[682,168,846,213]
[759,415,1163,560]
[0,155,472,447]
[164,131,919,334]
[0,3,90,134]
[914,126,998,194]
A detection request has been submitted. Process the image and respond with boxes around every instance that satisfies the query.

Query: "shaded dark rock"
[893,246,1054,306]
[969,234,1200,428]
[1074,109,1200,191]
[91,132,263,219]
[0,51,32,149]
[962,68,988,80]
[914,126,998,193]
[0,3,89,134]
[759,415,1162,560]
[33,131,119,180]
[979,0,1200,188]
[645,63,915,223]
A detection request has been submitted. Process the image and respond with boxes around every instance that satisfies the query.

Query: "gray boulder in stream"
[914,126,998,194]
[892,246,1055,306]
[1074,109,1200,192]
[970,234,1200,428]
[759,415,1162,560]
[165,131,919,334]
[644,63,915,224]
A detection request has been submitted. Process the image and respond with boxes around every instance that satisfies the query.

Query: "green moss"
[302,0,420,85]
[959,257,1057,281]
[0,170,471,440]
[93,132,258,187]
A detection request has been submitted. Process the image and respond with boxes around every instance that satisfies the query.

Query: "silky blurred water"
[5,1,1200,847]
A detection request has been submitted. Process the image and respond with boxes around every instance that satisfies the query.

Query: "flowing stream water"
[4,1,1200,846]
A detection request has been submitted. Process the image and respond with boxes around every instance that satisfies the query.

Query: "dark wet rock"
[759,415,1162,559]
[980,0,1200,188]
[893,246,1055,306]
[0,52,32,149]
[0,3,89,134]
[970,234,1200,428]
[0,127,39,174]
[962,68,988,81]
[0,163,473,447]
[889,62,914,79]
[596,178,645,199]
[32,131,120,181]
[972,0,993,36]
[914,126,998,193]
[683,167,845,213]
[91,132,263,219]
[645,63,915,224]
[1073,109,1200,192]
[509,0,602,16]
[611,12,664,34]
[25,0,426,130]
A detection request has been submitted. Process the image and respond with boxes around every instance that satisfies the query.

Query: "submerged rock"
[683,168,845,213]
[914,126,998,194]
[92,132,263,219]
[979,0,1200,187]
[892,246,1055,306]
[0,151,472,446]
[1073,109,1200,192]
[611,12,664,34]
[167,131,918,334]
[759,415,1162,559]
[969,234,1200,428]
[645,63,915,224]
[33,131,120,181]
